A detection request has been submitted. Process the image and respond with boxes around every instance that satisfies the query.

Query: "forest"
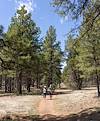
[0,5,63,94]
[0,0,100,96]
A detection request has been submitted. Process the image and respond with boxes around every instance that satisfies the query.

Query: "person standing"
[48,84,53,100]
[42,86,47,98]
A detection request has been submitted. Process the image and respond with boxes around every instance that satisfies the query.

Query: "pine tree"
[52,0,100,33]
[1,6,40,94]
[43,26,62,88]
[77,19,100,96]
[64,35,83,89]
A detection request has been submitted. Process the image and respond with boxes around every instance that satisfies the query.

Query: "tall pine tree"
[43,26,62,88]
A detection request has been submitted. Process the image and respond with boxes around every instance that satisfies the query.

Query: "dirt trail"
[38,95,58,119]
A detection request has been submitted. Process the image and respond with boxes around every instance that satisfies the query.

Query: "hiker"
[48,84,53,100]
[42,85,47,98]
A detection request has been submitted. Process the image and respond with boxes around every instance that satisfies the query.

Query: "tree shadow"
[1,107,100,121]
[40,107,100,121]
[0,89,42,97]
[53,90,73,95]
[82,88,96,91]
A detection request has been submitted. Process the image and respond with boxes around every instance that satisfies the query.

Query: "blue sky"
[0,0,79,50]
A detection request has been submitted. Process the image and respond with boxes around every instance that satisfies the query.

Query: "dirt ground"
[0,87,100,121]
[54,87,100,115]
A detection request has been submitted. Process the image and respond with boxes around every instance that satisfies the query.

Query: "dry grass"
[0,95,41,119]
[0,87,100,121]
[54,87,100,115]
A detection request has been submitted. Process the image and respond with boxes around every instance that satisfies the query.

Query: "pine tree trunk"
[19,72,22,94]
[9,77,12,93]
[0,75,2,89]
[77,80,82,90]
[95,70,100,97]
[36,77,39,88]
[17,71,22,94]
[77,73,83,90]
[5,76,8,93]
[36,71,40,88]
[19,80,22,94]
[12,77,15,92]
[27,78,31,92]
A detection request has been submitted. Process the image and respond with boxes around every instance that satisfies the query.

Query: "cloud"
[60,18,64,24]
[60,16,68,24]
[15,0,37,13]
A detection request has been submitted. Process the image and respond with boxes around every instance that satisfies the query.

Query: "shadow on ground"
[0,89,41,97]
[0,107,100,121]
[53,90,73,95]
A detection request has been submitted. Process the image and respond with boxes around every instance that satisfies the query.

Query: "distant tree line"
[0,6,62,94]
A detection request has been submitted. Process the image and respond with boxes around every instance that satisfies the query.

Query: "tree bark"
[27,78,31,92]
[0,75,2,89]
[17,71,22,94]
[9,77,12,93]
[5,76,8,93]
[95,69,100,97]
[36,63,40,88]
[36,75,39,88]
